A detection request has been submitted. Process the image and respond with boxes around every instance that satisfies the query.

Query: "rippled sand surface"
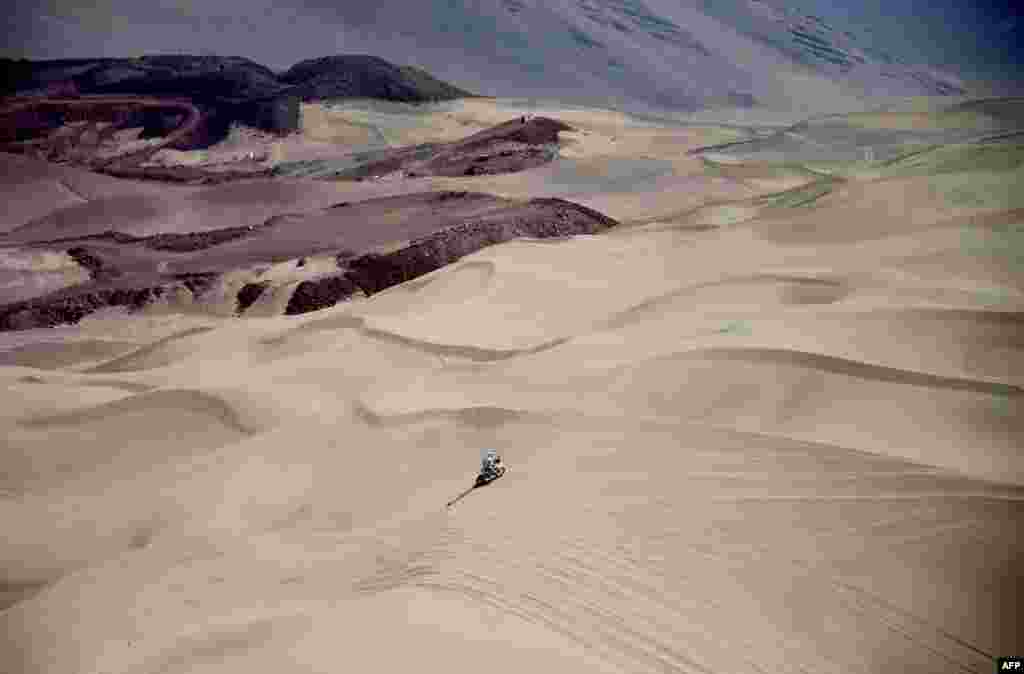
[1,96,1022,674]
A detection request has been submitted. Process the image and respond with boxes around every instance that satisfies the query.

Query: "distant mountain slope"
[264,0,988,115]
[689,0,968,96]
[6,0,1020,116]
[280,55,476,102]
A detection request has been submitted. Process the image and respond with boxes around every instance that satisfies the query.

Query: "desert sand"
[1,96,1022,673]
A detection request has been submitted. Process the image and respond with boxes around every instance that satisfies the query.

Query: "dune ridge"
[16,388,258,435]
[84,326,215,373]
[636,345,1024,396]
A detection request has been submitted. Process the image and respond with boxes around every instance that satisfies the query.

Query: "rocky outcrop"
[0,284,170,331]
[0,96,213,175]
[26,222,268,253]
[66,246,121,281]
[334,116,572,180]
[141,224,267,252]
[284,276,359,315]
[274,194,618,317]
[236,281,270,314]
[0,271,225,330]
[279,198,616,315]
[95,163,274,184]
[342,197,618,295]
[174,273,220,298]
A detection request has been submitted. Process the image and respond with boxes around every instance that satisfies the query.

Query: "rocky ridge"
[0,192,618,331]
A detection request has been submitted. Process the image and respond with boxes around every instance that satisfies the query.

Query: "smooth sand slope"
[1,97,1022,674]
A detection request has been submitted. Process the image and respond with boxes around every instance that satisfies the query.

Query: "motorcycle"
[474,464,506,488]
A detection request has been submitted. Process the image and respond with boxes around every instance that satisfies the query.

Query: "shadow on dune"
[354,402,532,429]
[17,388,258,435]
[651,346,1024,397]
[83,326,215,373]
[599,273,850,331]
[0,339,138,369]
[264,310,569,363]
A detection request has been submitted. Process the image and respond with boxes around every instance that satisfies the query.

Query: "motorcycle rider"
[479,449,503,481]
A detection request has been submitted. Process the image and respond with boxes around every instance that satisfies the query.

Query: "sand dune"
[1,96,1022,673]
[83,327,215,373]
[0,338,139,369]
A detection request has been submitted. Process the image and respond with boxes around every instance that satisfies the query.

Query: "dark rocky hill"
[0,54,476,143]
[279,55,475,103]
[1,55,299,141]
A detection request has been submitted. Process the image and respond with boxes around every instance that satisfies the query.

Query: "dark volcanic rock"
[0,105,68,142]
[0,285,169,331]
[174,273,220,298]
[0,271,222,331]
[2,55,299,140]
[143,224,265,252]
[280,55,474,102]
[29,231,140,247]
[137,109,188,139]
[26,222,268,253]
[232,94,300,137]
[71,55,289,103]
[262,192,617,317]
[1,57,121,97]
[285,276,359,315]
[335,116,572,180]
[97,163,274,184]
[457,117,573,149]
[66,246,121,281]
[343,197,618,296]
[236,281,269,314]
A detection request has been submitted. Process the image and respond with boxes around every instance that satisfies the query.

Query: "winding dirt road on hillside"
[0,95,204,170]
